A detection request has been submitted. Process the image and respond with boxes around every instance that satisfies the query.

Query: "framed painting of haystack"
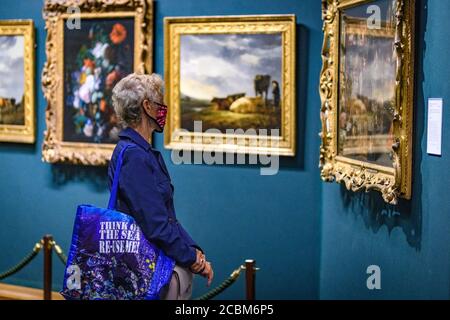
[0,20,35,144]
[42,0,153,165]
[319,0,415,204]
[164,15,296,156]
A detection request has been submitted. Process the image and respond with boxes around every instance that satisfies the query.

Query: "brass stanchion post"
[43,235,53,300]
[245,259,256,300]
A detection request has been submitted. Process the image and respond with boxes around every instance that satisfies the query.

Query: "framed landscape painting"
[42,0,153,165]
[164,15,296,156]
[319,0,415,204]
[0,20,35,143]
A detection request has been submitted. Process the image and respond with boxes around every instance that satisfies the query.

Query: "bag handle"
[108,144,132,210]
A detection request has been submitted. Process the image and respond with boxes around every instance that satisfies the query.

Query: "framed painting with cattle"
[0,20,35,143]
[42,0,153,165]
[164,15,296,156]
[319,0,415,204]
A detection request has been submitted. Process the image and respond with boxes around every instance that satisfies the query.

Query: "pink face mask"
[145,100,168,132]
[155,104,168,131]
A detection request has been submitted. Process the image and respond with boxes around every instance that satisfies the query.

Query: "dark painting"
[63,18,134,144]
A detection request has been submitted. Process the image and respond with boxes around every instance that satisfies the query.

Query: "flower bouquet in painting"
[64,19,135,144]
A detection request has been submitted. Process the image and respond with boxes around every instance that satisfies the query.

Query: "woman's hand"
[201,262,214,287]
[189,249,213,286]
[189,249,206,274]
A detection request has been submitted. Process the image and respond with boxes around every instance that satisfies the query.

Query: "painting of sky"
[0,35,24,102]
[180,33,282,101]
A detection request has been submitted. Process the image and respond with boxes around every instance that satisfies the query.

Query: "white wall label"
[427,98,443,156]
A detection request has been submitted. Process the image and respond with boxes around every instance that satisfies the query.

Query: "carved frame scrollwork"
[42,0,153,165]
[319,0,415,204]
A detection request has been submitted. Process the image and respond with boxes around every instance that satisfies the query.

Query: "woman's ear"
[142,99,152,114]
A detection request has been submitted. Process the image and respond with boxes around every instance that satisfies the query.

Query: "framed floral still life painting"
[164,15,296,156]
[0,20,35,144]
[42,0,153,165]
[319,0,415,204]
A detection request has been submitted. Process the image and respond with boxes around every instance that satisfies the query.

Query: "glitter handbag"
[61,145,175,300]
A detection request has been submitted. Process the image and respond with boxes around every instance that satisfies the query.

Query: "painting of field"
[180,33,282,134]
[338,0,396,167]
[0,35,25,126]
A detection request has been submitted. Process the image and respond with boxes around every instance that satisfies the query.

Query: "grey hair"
[112,73,164,127]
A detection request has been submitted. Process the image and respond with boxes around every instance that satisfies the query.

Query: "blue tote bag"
[61,145,175,300]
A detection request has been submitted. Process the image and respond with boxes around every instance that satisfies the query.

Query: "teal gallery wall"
[0,0,448,300]
[319,0,450,299]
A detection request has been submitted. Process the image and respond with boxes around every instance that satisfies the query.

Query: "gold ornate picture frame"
[42,0,153,165]
[319,0,415,204]
[0,20,35,144]
[164,15,296,156]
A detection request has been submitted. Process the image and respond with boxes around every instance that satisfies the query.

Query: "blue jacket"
[108,127,200,267]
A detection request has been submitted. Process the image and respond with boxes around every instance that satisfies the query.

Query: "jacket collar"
[118,127,152,151]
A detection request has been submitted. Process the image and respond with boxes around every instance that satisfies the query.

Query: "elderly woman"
[109,73,213,300]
